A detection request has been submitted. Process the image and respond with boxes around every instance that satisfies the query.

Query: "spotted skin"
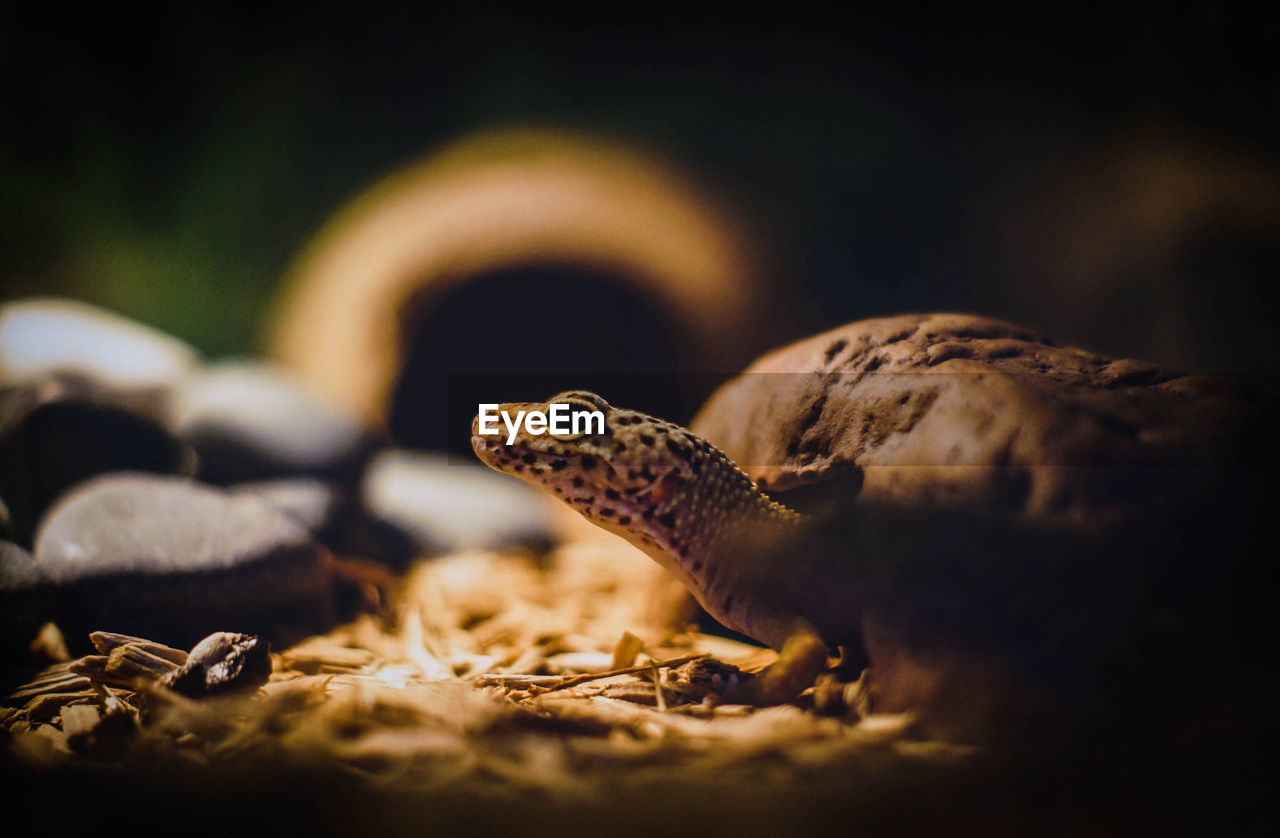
[471,391,837,703]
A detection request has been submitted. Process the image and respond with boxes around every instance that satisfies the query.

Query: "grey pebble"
[231,478,344,535]
[0,538,55,659]
[172,360,377,486]
[232,478,416,567]
[0,537,39,586]
[32,474,334,651]
[1,381,196,547]
[361,449,556,554]
[0,297,199,400]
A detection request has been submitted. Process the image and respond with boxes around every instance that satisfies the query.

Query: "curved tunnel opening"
[387,263,718,456]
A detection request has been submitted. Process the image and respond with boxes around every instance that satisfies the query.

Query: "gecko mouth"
[469,433,499,452]
[472,436,594,473]
[472,437,557,461]
[472,437,649,501]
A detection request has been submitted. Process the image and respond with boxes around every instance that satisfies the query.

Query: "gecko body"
[472,391,862,702]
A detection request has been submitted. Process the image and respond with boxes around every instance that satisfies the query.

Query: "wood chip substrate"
[0,535,1232,835]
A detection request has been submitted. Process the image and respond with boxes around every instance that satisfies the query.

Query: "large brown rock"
[693,312,1269,525]
[692,313,1274,735]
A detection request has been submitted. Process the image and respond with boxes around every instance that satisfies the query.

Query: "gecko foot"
[722,627,828,705]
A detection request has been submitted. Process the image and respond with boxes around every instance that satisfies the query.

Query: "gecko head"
[471,390,725,560]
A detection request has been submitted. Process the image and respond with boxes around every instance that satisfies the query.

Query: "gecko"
[471,390,856,704]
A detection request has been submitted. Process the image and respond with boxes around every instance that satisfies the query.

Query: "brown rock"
[692,313,1275,735]
[693,312,1271,525]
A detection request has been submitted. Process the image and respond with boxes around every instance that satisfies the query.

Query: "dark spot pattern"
[802,394,827,432]
[787,393,828,460]
[658,511,676,528]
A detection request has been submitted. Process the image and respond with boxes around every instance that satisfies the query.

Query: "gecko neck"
[632,462,807,625]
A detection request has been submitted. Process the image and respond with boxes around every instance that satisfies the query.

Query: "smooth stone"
[0,382,196,547]
[232,478,416,567]
[231,478,341,535]
[0,538,40,586]
[0,539,55,659]
[0,298,199,394]
[172,360,376,486]
[33,474,334,650]
[361,450,556,554]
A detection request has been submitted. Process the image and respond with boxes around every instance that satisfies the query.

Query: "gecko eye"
[549,391,610,411]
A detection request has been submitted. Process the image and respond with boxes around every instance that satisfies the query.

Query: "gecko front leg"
[723,619,829,705]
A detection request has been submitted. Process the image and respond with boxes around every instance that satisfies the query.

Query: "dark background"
[1,7,1276,829]
[2,2,1277,372]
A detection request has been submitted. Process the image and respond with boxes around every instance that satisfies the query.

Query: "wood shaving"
[1,535,963,811]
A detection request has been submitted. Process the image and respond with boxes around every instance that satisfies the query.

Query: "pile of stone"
[0,298,555,657]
